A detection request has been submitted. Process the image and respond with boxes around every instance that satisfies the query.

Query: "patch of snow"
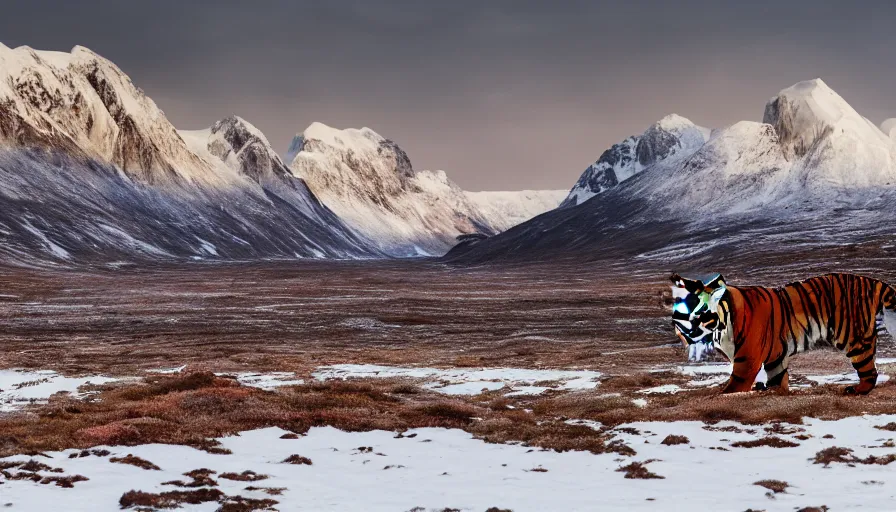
[638,384,684,395]
[313,364,601,396]
[805,373,891,386]
[631,398,648,408]
[678,363,767,388]
[216,372,304,390]
[146,365,187,374]
[0,369,118,412]
[564,418,603,430]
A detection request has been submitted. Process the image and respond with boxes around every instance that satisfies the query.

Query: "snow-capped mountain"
[763,79,896,190]
[0,44,377,263]
[465,190,567,232]
[287,122,563,256]
[447,79,896,264]
[561,114,709,207]
[0,44,214,186]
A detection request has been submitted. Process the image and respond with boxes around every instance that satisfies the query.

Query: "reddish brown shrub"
[76,422,142,446]
[219,471,268,482]
[119,488,225,509]
[731,437,799,448]
[616,460,664,479]
[754,479,789,494]
[281,455,312,465]
[110,454,161,471]
[660,435,689,446]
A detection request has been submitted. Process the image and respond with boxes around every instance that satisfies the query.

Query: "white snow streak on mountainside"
[288,122,563,256]
[464,189,566,232]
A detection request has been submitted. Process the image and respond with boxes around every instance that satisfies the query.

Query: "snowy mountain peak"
[179,114,294,185]
[763,78,890,159]
[0,43,214,186]
[561,114,709,207]
[764,78,896,188]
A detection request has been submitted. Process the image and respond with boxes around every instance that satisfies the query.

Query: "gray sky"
[3,1,895,190]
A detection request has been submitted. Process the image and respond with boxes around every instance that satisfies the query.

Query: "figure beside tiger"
[670,272,896,395]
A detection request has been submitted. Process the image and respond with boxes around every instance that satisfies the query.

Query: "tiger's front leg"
[722,358,763,394]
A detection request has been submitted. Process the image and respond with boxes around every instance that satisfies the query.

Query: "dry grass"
[109,454,161,471]
[163,468,218,487]
[216,496,279,511]
[68,448,111,459]
[754,479,789,494]
[281,455,312,465]
[660,435,689,446]
[119,488,225,509]
[39,474,90,488]
[219,471,268,482]
[616,460,664,479]
[244,486,287,496]
[812,446,896,466]
[730,437,800,449]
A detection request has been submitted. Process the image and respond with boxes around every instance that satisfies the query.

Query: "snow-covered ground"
[313,364,601,396]
[3,416,896,511]
[0,369,120,412]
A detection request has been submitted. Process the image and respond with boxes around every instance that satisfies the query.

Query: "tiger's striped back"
[716,273,896,394]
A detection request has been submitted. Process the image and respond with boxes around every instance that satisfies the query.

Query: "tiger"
[669,272,896,395]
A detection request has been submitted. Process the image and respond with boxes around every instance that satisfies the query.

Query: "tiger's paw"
[844,384,873,396]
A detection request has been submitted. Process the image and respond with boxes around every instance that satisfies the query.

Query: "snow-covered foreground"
[4,416,896,511]
[0,369,120,412]
[313,364,601,395]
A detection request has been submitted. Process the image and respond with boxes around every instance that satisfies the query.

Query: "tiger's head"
[669,273,727,346]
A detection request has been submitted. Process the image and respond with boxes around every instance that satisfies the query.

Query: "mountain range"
[447,78,896,266]
[0,44,562,264]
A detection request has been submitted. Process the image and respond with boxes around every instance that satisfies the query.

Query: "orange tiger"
[670,272,896,395]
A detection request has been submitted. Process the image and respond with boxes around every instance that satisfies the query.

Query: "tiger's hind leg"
[845,336,878,395]
[763,356,790,392]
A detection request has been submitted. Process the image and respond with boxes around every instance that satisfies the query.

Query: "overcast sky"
[3,1,895,190]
